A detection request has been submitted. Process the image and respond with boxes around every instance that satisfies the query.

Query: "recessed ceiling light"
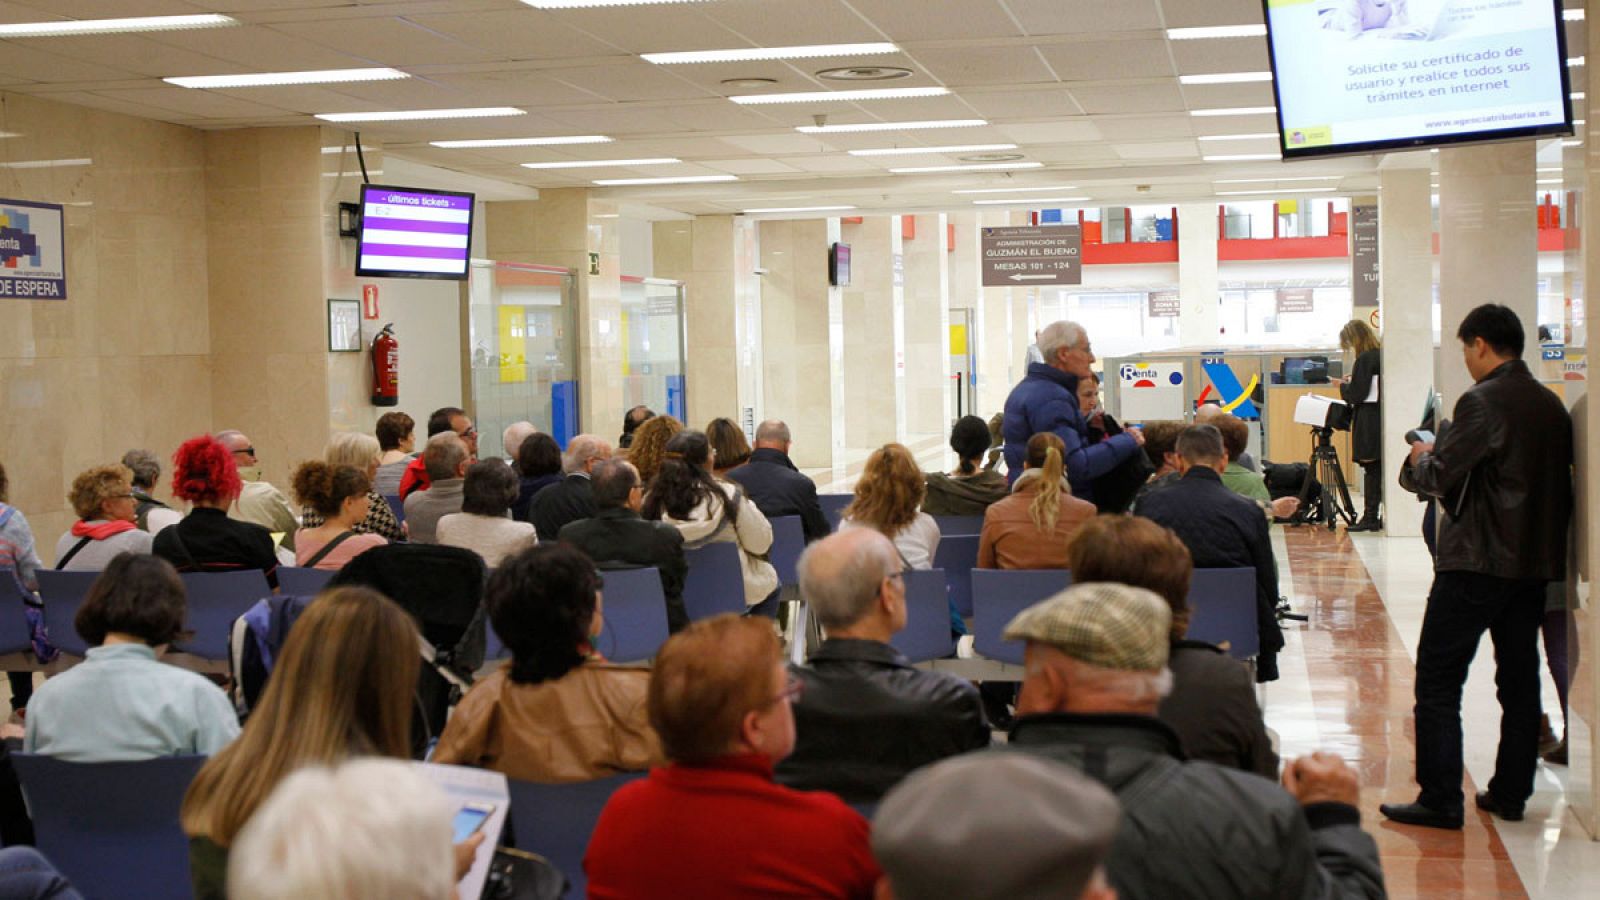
[1203,153,1281,161]
[888,162,1043,173]
[644,43,897,64]
[972,197,1089,205]
[743,205,858,213]
[797,118,986,133]
[848,143,1017,156]
[1216,187,1336,195]
[593,175,739,185]
[1565,9,1585,21]
[730,87,949,105]
[1213,175,1339,184]
[953,184,1076,194]
[722,77,779,88]
[1167,25,1268,39]
[1191,106,1277,117]
[816,66,913,81]
[961,152,1024,162]
[523,0,714,7]
[1197,132,1277,141]
[0,14,235,37]
[522,157,680,169]
[431,136,613,148]
[165,68,407,89]
[1179,72,1273,85]
[315,107,525,122]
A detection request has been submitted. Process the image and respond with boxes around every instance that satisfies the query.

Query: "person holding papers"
[1338,319,1384,531]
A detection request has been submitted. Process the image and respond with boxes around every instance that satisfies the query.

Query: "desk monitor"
[1282,356,1330,385]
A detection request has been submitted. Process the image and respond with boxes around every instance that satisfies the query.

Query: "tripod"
[1292,426,1357,531]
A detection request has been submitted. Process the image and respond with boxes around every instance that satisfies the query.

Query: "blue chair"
[276,566,334,597]
[932,515,985,536]
[768,516,805,587]
[681,542,745,621]
[486,622,509,660]
[889,569,957,663]
[592,567,670,663]
[384,494,405,524]
[34,570,100,658]
[1185,567,1260,661]
[0,568,40,663]
[174,570,272,662]
[13,753,205,900]
[508,772,645,900]
[970,569,1073,665]
[933,535,981,618]
[818,494,852,531]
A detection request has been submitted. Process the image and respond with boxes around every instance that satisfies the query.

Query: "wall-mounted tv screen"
[356,184,475,281]
[1262,0,1573,159]
[830,242,851,287]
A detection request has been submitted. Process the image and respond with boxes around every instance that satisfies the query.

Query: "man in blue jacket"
[1002,321,1143,502]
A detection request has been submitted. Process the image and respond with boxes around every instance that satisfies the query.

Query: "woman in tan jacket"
[977,433,1097,570]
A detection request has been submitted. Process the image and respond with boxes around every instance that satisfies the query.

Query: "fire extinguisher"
[371,323,399,407]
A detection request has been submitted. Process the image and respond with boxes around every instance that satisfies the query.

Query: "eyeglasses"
[233,446,256,457]
[108,493,135,500]
[460,427,478,439]
[769,676,805,706]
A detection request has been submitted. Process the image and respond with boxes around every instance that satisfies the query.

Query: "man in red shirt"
[586,615,881,899]
[398,407,478,499]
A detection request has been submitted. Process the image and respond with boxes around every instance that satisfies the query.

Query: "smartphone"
[1409,429,1435,445]
[452,802,496,844]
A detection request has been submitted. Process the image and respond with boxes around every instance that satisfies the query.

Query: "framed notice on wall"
[0,198,67,301]
[328,298,362,352]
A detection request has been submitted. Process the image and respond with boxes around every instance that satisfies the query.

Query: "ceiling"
[0,0,1585,216]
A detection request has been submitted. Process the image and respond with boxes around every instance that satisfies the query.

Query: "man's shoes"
[1475,791,1525,822]
[1543,739,1568,766]
[1347,517,1383,533]
[1538,714,1561,755]
[1380,801,1464,830]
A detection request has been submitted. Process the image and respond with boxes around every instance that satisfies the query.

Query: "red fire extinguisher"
[371,323,399,407]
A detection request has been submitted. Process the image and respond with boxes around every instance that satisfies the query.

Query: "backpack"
[229,593,318,719]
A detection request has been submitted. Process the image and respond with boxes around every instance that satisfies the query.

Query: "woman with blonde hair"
[1337,318,1383,530]
[53,464,153,571]
[840,443,940,569]
[301,432,403,541]
[628,415,684,488]
[180,587,422,900]
[977,433,1097,570]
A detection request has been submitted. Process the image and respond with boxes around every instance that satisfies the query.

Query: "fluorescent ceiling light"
[322,145,378,154]
[524,0,711,6]
[315,107,525,123]
[1202,153,1281,161]
[593,175,738,185]
[521,157,679,169]
[1563,139,1583,146]
[166,68,406,89]
[1179,71,1273,85]
[1216,188,1335,195]
[1565,9,1584,20]
[972,197,1089,205]
[743,205,858,213]
[848,143,1017,156]
[0,158,92,169]
[1578,119,1588,125]
[953,184,1076,194]
[1571,57,1586,66]
[888,162,1043,173]
[731,87,949,105]
[1213,175,1338,184]
[0,14,235,37]
[1191,106,1277,117]
[1537,178,1563,184]
[1197,132,1277,141]
[324,169,382,177]
[1538,166,1563,172]
[797,118,985,133]
[431,136,612,148]
[644,42,897,64]
[1167,25,1268,39]
[1573,92,1586,100]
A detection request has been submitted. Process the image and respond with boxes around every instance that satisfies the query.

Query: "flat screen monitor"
[1262,0,1573,159]
[829,242,851,287]
[356,184,475,281]
[1281,355,1330,385]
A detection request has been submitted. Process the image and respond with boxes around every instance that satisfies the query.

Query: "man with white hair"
[501,421,537,465]
[529,434,613,541]
[1001,582,1385,899]
[1001,321,1143,502]
[725,419,831,543]
[403,432,469,544]
[775,529,988,801]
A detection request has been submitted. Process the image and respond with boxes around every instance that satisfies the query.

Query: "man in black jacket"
[1134,424,1285,682]
[529,434,611,542]
[559,459,689,632]
[775,529,989,802]
[1002,583,1385,899]
[725,420,831,543]
[1381,304,1573,829]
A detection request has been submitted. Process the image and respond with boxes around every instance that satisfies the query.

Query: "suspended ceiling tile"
[95,86,304,119]
[1168,37,1270,75]
[1113,140,1200,160]
[777,155,884,172]
[844,0,1022,41]
[906,46,1058,87]
[961,88,1084,118]
[0,43,139,82]
[1180,81,1276,108]
[4,0,198,15]
[1027,143,1120,164]
[544,63,717,103]
[270,16,503,67]
[406,9,625,62]
[1158,0,1264,30]
[1003,0,1163,35]
[1036,39,1174,82]
[721,133,837,155]
[426,70,603,107]
[24,35,247,79]
[997,120,1103,143]
[150,25,376,72]
[702,0,887,45]
[1092,115,1196,140]
[529,6,739,55]
[319,77,478,108]
[699,157,803,175]
[1067,81,1184,114]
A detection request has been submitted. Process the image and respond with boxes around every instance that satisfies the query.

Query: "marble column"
[977,211,1019,417]
[757,218,838,468]
[1177,202,1221,347]
[1376,158,1434,538]
[652,216,741,430]
[840,216,906,449]
[902,214,951,439]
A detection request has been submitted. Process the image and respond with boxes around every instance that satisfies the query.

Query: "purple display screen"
[356,185,475,280]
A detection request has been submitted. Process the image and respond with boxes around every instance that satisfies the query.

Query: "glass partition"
[466,260,579,457]
[620,277,687,423]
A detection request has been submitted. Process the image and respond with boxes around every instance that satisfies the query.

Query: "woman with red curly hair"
[153,435,279,589]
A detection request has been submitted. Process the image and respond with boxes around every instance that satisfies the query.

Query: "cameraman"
[1336,319,1383,531]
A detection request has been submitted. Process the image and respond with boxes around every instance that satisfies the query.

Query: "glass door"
[620,277,687,422]
[949,308,977,423]
[466,260,579,456]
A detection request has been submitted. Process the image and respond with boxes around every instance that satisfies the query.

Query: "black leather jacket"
[774,639,990,802]
[1411,360,1572,581]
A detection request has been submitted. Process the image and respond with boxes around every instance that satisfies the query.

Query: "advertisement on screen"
[1263,0,1573,158]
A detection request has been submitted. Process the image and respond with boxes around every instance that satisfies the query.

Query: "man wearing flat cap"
[1000,583,1387,900]
[873,753,1118,900]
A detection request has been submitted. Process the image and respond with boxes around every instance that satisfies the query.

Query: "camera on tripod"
[1292,394,1352,433]
[1289,393,1358,529]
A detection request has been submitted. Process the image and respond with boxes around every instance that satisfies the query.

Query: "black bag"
[1262,461,1316,500]
[1089,415,1155,514]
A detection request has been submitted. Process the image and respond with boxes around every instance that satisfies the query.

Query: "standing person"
[0,461,42,733]
[725,420,831,544]
[922,416,1009,516]
[1381,304,1574,829]
[53,465,154,571]
[1338,319,1384,531]
[1002,321,1143,501]
[122,449,183,534]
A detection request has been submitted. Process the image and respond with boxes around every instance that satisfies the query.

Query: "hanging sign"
[0,198,67,300]
[981,225,1082,286]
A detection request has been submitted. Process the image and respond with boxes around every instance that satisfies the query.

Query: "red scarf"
[71,520,137,540]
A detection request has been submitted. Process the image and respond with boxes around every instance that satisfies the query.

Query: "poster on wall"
[1116,361,1186,422]
[0,198,67,300]
[1276,288,1315,314]
[1351,203,1379,309]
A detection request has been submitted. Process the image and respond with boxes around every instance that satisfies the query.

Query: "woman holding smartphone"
[1338,319,1383,531]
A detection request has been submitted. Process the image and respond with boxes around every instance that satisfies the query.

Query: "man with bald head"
[529,434,613,542]
[216,429,299,550]
[725,419,830,542]
[775,529,989,802]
